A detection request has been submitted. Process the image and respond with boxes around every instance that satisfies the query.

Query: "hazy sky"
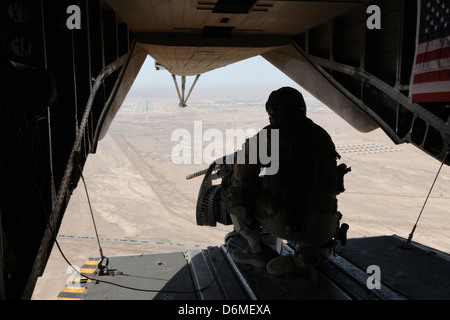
[130,54,303,96]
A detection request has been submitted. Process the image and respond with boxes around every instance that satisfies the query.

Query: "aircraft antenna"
[404,150,448,247]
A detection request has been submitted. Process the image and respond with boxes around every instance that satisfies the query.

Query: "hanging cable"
[85,0,92,92]
[40,0,48,70]
[77,160,106,268]
[35,140,247,295]
[46,106,56,210]
[85,0,94,151]
[404,150,449,247]
[73,151,109,274]
[40,0,57,210]
[71,30,79,136]
[66,151,238,295]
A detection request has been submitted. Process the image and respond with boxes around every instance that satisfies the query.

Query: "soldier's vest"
[258,118,346,236]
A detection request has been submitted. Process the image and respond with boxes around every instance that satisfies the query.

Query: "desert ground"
[31,89,450,299]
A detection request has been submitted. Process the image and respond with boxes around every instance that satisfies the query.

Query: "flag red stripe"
[413,69,450,84]
[411,91,450,103]
[409,0,450,103]
[415,47,450,64]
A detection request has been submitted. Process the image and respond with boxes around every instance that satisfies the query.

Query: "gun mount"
[187,156,234,227]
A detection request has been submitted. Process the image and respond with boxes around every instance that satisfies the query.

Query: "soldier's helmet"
[265,87,306,125]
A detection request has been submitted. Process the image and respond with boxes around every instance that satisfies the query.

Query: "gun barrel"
[186,165,219,180]
[186,153,236,180]
[185,169,208,180]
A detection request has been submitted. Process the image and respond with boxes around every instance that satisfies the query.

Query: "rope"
[40,0,48,69]
[60,164,238,294]
[71,30,79,135]
[78,161,105,262]
[40,0,56,209]
[405,151,449,247]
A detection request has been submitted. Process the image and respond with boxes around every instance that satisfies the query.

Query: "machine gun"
[186,154,235,227]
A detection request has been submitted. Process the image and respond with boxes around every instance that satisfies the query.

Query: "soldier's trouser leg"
[254,194,338,246]
[256,198,338,274]
[230,214,273,268]
[230,214,264,252]
[222,171,265,252]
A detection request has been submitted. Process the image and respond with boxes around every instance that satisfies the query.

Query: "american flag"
[409,0,450,103]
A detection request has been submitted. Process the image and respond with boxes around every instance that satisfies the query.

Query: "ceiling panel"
[105,0,366,75]
[141,43,283,75]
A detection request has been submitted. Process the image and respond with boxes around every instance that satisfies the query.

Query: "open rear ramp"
[56,235,450,301]
[327,235,450,300]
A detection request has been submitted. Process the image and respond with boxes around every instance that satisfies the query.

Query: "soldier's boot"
[266,245,331,275]
[231,246,272,268]
[229,214,274,268]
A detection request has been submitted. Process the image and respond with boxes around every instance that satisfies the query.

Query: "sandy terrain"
[31,90,450,300]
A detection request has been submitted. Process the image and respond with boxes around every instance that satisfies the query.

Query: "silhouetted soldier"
[222,87,343,275]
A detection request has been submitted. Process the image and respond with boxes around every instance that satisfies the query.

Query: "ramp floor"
[56,235,450,300]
